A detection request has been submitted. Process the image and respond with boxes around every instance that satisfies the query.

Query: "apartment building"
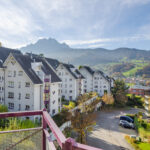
[2,53,61,116]
[79,66,113,96]
[56,63,85,101]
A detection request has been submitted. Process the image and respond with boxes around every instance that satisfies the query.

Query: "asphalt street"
[87,108,143,150]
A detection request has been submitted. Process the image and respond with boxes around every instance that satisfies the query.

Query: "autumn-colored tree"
[102,93,114,105]
[71,94,99,143]
[71,111,96,144]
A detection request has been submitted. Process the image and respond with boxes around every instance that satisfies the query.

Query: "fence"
[0,109,102,150]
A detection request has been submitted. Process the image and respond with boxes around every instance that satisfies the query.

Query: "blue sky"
[0,0,150,50]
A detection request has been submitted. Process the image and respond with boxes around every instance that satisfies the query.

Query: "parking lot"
[87,108,143,150]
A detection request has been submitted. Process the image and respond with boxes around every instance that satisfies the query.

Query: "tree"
[0,105,8,112]
[0,42,2,47]
[111,79,128,106]
[102,93,114,105]
[71,111,96,144]
[71,95,99,144]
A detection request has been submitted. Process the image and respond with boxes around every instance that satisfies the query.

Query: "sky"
[0,0,150,50]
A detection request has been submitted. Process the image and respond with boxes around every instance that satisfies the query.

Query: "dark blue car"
[120,116,134,123]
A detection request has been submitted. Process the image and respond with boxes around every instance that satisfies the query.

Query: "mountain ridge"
[20,38,150,66]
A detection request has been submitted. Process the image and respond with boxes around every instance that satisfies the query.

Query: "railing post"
[42,109,47,150]
[62,138,76,150]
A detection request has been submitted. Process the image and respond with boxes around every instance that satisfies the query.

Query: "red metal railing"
[0,109,102,150]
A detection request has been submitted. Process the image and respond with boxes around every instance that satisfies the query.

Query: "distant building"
[79,66,113,96]
[129,85,150,96]
[144,89,150,116]
[56,63,85,101]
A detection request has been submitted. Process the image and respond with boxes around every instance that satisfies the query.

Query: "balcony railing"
[44,89,50,93]
[44,78,50,82]
[0,109,102,150]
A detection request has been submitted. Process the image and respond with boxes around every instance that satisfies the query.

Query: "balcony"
[44,78,50,82]
[44,89,49,93]
[0,110,102,150]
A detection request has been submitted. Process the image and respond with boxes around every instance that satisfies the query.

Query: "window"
[25,82,30,87]
[65,79,67,82]
[19,104,21,111]
[8,92,14,98]
[69,78,72,81]
[69,96,72,100]
[52,109,55,115]
[2,76,4,80]
[8,103,14,109]
[25,105,30,110]
[65,72,68,75]
[25,94,30,99]
[2,87,4,91]
[14,71,16,77]
[94,85,98,88]
[65,90,67,94]
[103,85,106,88]
[18,82,21,88]
[65,84,67,88]
[52,91,55,95]
[53,100,55,104]
[18,71,23,76]
[8,81,14,88]
[8,71,12,77]
[69,90,72,93]
[58,72,61,76]
[18,93,21,100]
[69,84,72,87]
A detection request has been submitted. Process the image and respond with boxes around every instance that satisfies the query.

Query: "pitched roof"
[81,66,94,75]
[0,47,21,62]
[26,53,60,70]
[45,57,60,70]
[62,63,85,79]
[12,53,43,84]
[81,66,110,82]
[31,57,61,83]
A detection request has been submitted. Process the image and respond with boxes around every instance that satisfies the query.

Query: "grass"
[123,66,143,77]
[138,143,150,150]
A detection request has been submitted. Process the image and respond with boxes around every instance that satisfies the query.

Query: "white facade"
[1,53,61,116]
[0,68,4,105]
[79,66,112,96]
[56,64,84,101]
[3,55,41,112]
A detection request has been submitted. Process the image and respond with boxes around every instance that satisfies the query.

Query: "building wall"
[0,68,4,105]
[79,68,93,93]
[50,82,60,116]
[93,72,110,96]
[79,68,111,96]
[56,65,78,101]
[129,89,145,96]
[4,57,36,112]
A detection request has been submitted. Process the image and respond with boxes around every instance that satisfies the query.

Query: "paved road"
[87,108,143,150]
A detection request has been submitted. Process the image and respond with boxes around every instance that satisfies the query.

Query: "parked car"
[119,120,134,129]
[120,116,134,123]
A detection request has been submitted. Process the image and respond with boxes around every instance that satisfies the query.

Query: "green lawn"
[138,143,150,150]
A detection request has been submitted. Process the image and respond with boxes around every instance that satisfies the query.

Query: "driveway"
[87,108,143,150]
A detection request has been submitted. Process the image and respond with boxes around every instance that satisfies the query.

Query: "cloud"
[62,34,150,48]
[0,0,150,49]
